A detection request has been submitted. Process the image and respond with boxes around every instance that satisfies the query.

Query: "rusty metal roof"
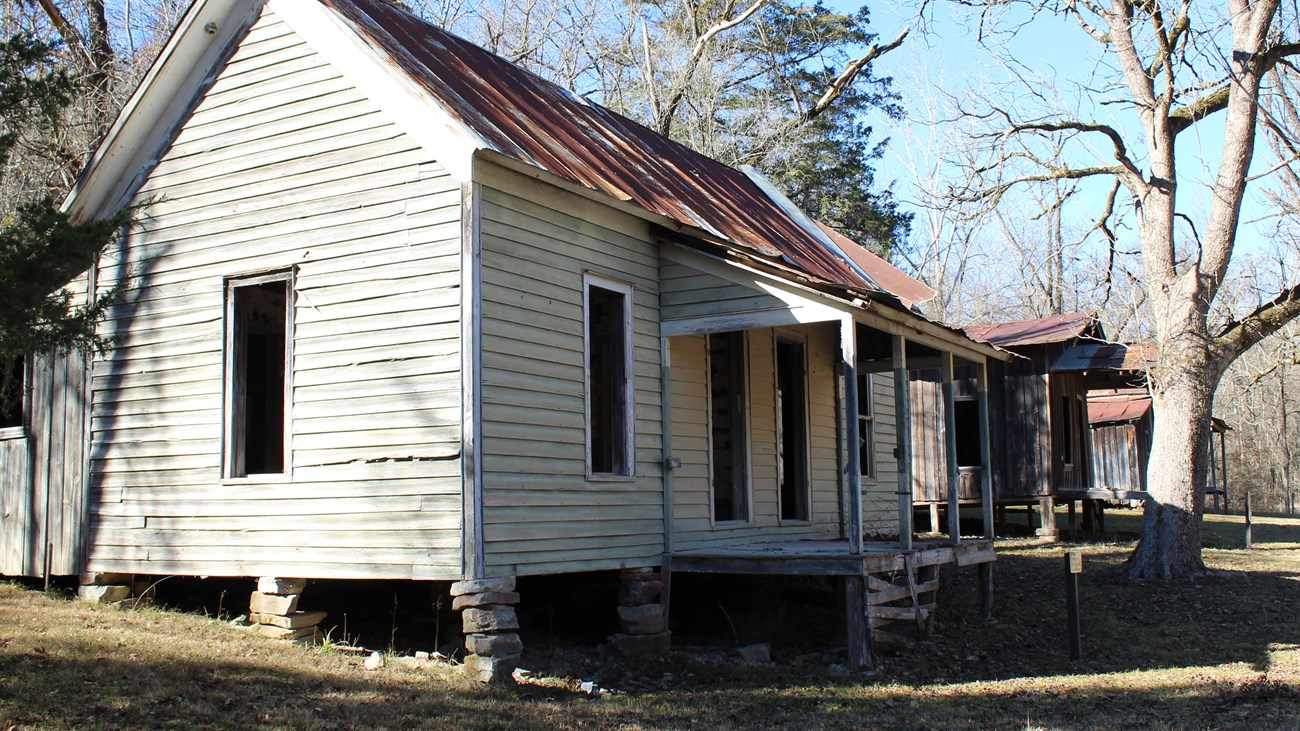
[1087,389,1151,425]
[1051,341,1156,373]
[815,222,935,307]
[321,0,875,291]
[964,311,1099,348]
[1088,388,1229,431]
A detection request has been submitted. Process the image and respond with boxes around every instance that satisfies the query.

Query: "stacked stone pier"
[249,577,325,642]
[452,576,521,683]
[609,567,670,659]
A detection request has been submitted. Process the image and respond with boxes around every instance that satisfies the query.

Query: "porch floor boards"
[665,538,995,576]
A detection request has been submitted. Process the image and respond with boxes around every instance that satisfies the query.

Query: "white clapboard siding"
[476,163,665,576]
[668,323,842,552]
[83,7,464,581]
[660,260,797,321]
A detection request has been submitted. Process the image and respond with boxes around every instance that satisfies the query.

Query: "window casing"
[225,272,292,478]
[857,373,876,481]
[709,331,750,523]
[0,355,25,431]
[584,273,634,480]
[776,339,810,522]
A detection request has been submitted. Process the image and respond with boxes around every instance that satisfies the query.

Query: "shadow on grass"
[905,543,1300,686]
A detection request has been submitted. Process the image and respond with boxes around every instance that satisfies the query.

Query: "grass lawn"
[3,510,1300,730]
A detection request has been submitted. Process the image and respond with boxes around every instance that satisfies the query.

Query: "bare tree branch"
[658,0,767,137]
[1216,281,1300,365]
[799,27,909,124]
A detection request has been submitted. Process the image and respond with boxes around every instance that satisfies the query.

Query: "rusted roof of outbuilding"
[1052,341,1156,373]
[1088,389,1151,425]
[964,311,1099,348]
[321,0,879,292]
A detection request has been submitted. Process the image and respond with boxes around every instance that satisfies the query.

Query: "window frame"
[223,269,295,482]
[858,372,877,484]
[0,354,28,439]
[707,330,753,526]
[775,334,812,524]
[582,271,636,482]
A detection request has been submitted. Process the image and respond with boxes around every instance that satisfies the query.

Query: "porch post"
[1219,428,1230,511]
[976,359,995,619]
[976,361,994,540]
[941,352,961,543]
[842,316,863,555]
[892,334,913,551]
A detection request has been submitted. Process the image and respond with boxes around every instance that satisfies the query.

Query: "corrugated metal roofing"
[964,311,1098,348]
[1087,389,1151,425]
[1052,342,1156,373]
[815,222,935,307]
[321,0,879,292]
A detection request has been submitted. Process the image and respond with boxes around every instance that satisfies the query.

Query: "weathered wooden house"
[1087,388,1230,512]
[0,0,1006,671]
[898,312,1106,537]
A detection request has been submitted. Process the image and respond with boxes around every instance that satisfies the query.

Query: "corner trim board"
[460,181,484,579]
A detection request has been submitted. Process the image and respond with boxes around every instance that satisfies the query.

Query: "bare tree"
[939,0,1300,579]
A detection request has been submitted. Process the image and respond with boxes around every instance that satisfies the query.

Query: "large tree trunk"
[1128,325,1214,580]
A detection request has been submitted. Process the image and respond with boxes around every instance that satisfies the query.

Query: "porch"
[664,537,996,667]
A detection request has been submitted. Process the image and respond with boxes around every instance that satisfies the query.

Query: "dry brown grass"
[3,511,1300,730]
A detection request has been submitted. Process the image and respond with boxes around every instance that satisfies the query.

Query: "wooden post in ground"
[1245,493,1254,549]
[845,574,871,669]
[976,360,995,619]
[1064,550,1082,661]
[1068,500,1077,541]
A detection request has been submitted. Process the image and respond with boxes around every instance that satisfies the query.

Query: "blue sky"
[830,0,1279,270]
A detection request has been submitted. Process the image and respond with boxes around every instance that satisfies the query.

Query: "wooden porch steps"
[863,557,941,645]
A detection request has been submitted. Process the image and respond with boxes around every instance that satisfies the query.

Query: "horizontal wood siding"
[83,8,463,581]
[659,261,794,321]
[863,372,900,538]
[668,323,841,551]
[477,164,664,575]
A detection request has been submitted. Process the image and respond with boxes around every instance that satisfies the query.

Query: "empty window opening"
[857,373,876,481]
[1,356,23,429]
[585,276,633,478]
[954,399,981,468]
[228,277,289,477]
[1058,395,1074,466]
[710,331,749,522]
[777,340,809,521]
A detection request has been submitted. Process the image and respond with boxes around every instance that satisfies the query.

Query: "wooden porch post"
[892,334,913,551]
[976,359,994,618]
[1219,428,1230,511]
[941,352,961,543]
[977,361,994,540]
[842,316,863,555]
